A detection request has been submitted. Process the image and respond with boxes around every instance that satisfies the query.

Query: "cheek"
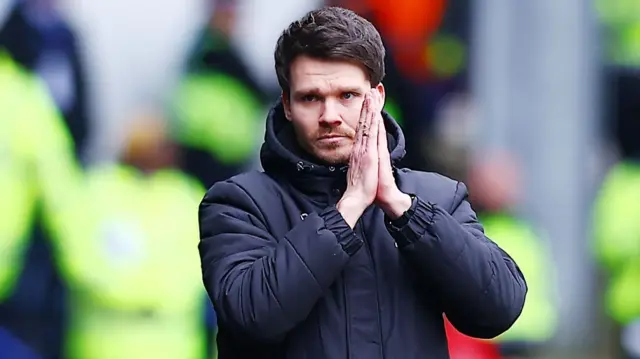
[290,108,319,137]
[342,102,363,129]
[291,103,320,121]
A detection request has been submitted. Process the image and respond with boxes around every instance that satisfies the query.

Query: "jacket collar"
[259,99,406,199]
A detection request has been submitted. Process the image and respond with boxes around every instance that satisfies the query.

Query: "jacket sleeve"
[387,182,527,339]
[198,180,363,342]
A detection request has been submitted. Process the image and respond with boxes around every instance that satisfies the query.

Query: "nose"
[319,100,342,127]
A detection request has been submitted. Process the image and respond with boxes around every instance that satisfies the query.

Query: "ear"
[281,92,292,121]
[374,83,386,106]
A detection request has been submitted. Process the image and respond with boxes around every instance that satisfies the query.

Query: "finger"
[374,90,392,168]
[355,93,370,147]
[360,91,374,148]
[366,91,379,152]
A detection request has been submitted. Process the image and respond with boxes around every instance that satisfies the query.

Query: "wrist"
[378,190,412,220]
[337,196,366,228]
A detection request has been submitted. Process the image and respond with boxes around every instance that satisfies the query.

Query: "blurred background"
[0,0,638,358]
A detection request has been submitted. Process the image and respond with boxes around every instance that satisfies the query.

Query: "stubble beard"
[314,141,352,165]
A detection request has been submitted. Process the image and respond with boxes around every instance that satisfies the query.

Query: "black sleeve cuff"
[386,194,417,228]
[385,196,436,248]
[320,206,363,256]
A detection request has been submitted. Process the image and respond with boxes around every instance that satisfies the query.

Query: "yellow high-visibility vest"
[0,50,80,301]
[481,213,558,343]
[593,161,640,324]
[597,0,640,67]
[53,164,207,359]
[171,72,264,165]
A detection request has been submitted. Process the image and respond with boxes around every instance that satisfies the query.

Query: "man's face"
[283,56,384,165]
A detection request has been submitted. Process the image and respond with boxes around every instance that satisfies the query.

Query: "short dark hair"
[274,7,386,95]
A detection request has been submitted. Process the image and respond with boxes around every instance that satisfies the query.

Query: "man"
[53,110,207,359]
[0,49,81,359]
[593,160,640,359]
[171,0,267,189]
[198,7,527,359]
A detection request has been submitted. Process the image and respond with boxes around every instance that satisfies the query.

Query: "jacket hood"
[260,99,406,178]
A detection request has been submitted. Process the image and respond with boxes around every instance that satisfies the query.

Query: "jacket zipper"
[357,219,386,359]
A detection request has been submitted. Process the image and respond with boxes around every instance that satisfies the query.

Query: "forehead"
[289,56,370,94]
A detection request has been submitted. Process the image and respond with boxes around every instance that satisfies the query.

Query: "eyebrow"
[293,87,363,98]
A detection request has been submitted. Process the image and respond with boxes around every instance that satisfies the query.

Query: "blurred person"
[0,49,81,358]
[0,7,90,354]
[171,0,269,189]
[425,94,558,359]
[51,108,207,359]
[188,0,267,100]
[593,161,640,359]
[0,3,86,357]
[596,4,640,358]
[0,0,90,162]
[464,153,558,359]
[198,7,526,359]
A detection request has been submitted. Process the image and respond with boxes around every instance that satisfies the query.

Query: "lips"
[318,135,347,140]
[317,131,353,140]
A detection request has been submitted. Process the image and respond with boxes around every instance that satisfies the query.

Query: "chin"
[314,148,351,165]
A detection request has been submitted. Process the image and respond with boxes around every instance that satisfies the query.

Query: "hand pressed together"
[337,89,412,228]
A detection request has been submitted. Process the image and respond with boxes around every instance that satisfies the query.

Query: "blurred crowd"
[0,0,638,358]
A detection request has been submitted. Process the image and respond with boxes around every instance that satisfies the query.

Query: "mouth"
[318,134,349,140]
[317,135,350,146]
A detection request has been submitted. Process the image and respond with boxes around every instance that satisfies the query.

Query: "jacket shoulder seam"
[450,181,464,213]
[229,172,283,232]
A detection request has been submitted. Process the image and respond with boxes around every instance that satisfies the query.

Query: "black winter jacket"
[198,101,527,359]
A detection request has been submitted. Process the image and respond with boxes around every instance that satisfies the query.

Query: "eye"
[341,92,357,100]
[302,94,318,102]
